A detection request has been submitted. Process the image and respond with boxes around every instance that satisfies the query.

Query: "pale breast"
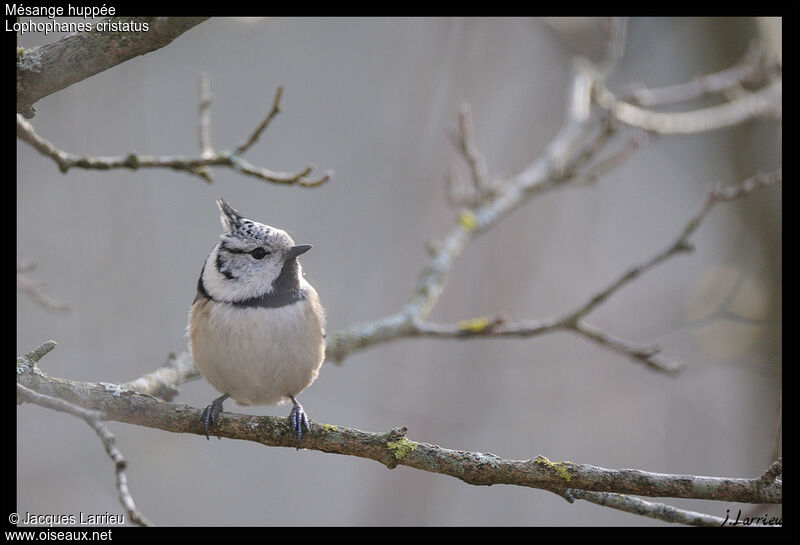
[189,292,325,406]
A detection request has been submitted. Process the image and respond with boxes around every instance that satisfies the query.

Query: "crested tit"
[188,197,326,446]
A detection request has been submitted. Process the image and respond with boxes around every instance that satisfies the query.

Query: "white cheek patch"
[203,245,285,302]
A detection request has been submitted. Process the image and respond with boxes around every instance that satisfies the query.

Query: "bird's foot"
[200,393,229,440]
[288,395,312,449]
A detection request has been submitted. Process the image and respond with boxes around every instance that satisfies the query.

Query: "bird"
[188,197,326,447]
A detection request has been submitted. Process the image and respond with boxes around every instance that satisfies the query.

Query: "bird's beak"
[287,244,312,259]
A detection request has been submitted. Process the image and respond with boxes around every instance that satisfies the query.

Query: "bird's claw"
[200,393,229,440]
[289,396,311,449]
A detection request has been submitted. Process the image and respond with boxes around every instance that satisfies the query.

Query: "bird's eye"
[250,247,269,260]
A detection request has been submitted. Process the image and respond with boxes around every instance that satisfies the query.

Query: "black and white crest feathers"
[217,196,273,242]
[217,197,245,232]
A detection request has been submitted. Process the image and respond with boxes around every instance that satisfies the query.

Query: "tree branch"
[594,79,781,134]
[759,457,782,485]
[121,351,198,402]
[17,258,70,312]
[17,17,209,118]
[16,347,782,506]
[197,72,214,159]
[16,81,332,187]
[326,63,599,363]
[621,40,777,107]
[328,169,781,375]
[565,489,727,527]
[17,343,150,526]
[233,85,284,156]
[449,102,491,203]
[17,30,782,525]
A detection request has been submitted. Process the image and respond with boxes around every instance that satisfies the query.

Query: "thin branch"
[17,62,329,187]
[121,351,198,402]
[708,168,781,204]
[17,382,150,527]
[414,317,680,375]
[233,86,284,156]
[566,489,727,527]
[16,257,37,273]
[17,22,782,527]
[17,259,70,312]
[572,322,683,375]
[568,231,692,323]
[594,79,781,134]
[17,357,782,506]
[324,62,781,364]
[18,340,57,365]
[326,62,599,363]
[17,17,209,118]
[451,102,490,202]
[329,169,780,375]
[527,169,780,373]
[622,40,773,107]
[17,111,331,187]
[759,457,782,485]
[581,129,649,184]
[198,73,214,159]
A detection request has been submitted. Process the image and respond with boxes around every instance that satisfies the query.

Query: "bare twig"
[414,317,680,374]
[581,129,649,183]
[566,489,727,527]
[121,351,198,402]
[16,19,782,528]
[759,457,782,485]
[326,48,780,365]
[595,41,781,135]
[17,63,329,188]
[198,73,214,159]
[17,260,70,312]
[707,169,781,204]
[447,102,508,207]
[594,79,781,134]
[328,169,780,374]
[623,41,773,107]
[17,111,331,187]
[233,86,284,156]
[18,340,57,365]
[17,357,782,506]
[572,322,683,375]
[18,342,150,525]
[450,102,490,201]
[326,62,599,363]
[17,344,151,527]
[16,257,37,273]
[18,385,151,527]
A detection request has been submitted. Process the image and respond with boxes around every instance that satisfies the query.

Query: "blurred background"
[17,17,781,526]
